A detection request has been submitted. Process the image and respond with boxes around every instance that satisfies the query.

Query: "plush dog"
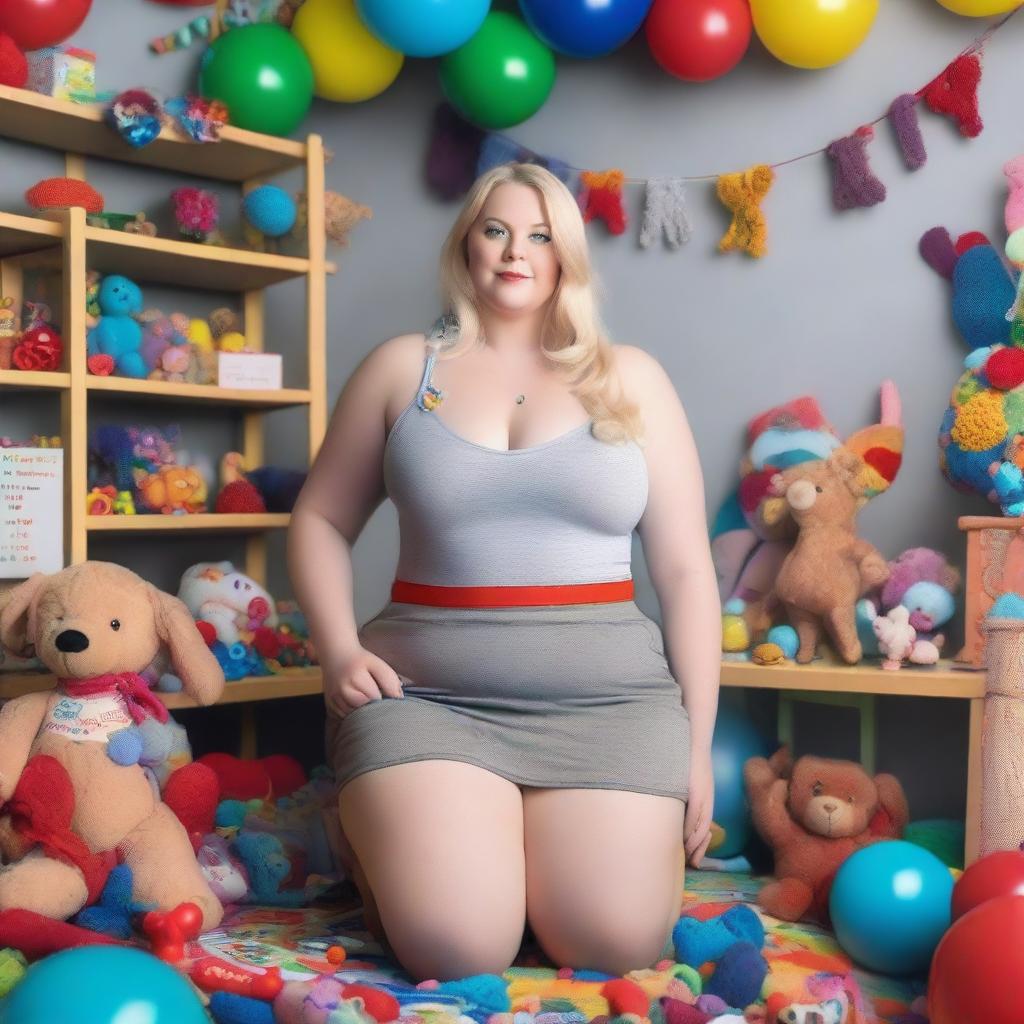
[0,562,225,928]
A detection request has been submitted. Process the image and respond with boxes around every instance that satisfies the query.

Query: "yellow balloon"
[936,0,1022,14]
[292,0,404,102]
[750,0,879,69]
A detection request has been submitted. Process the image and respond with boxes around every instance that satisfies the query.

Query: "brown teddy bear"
[0,562,225,929]
[743,747,909,922]
[766,449,891,664]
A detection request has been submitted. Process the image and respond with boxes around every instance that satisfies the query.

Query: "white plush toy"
[177,561,278,646]
[869,603,944,671]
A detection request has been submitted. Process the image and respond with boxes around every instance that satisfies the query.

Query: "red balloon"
[0,0,92,51]
[952,850,1024,921]
[645,0,752,82]
[929,895,1024,1024]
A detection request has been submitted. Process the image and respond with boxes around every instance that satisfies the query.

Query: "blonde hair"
[437,163,644,445]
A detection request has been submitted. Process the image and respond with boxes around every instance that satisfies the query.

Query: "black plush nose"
[55,629,89,653]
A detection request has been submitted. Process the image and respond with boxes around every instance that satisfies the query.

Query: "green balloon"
[199,23,314,137]
[439,12,556,130]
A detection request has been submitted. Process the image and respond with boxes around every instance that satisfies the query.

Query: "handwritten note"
[0,448,64,577]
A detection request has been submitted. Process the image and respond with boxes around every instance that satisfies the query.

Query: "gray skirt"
[327,600,690,801]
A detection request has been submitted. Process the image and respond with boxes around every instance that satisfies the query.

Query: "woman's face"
[465,182,561,318]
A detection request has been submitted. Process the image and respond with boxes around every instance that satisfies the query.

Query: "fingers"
[688,830,712,869]
[369,658,404,699]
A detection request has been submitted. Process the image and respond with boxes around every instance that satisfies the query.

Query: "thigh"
[523,788,685,975]
[339,760,526,981]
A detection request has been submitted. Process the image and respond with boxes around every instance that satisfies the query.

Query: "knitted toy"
[580,170,628,235]
[826,126,886,210]
[743,748,909,923]
[640,177,692,250]
[0,562,225,928]
[923,52,983,139]
[716,165,774,258]
[86,275,146,378]
[888,93,927,171]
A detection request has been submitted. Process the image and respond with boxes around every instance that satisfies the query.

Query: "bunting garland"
[424,9,1019,260]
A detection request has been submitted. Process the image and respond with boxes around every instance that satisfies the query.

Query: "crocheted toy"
[0,562,225,928]
[640,177,692,250]
[743,747,909,923]
[580,170,628,235]
[106,89,164,148]
[25,176,103,215]
[171,186,219,243]
[86,275,146,378]
[923,52,983,139]
[888,93,927,171]
[826,126,886,210]
[716,164,774,258]
[12,324,62,371]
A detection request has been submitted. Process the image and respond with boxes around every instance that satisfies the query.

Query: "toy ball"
[0,945,207,1023]
[928,894,1024,1024]
[645,0,752,82]
[710,702,769,858]
[750,0,878,70]
[0,0,92,52]
[951,849,1024,921]
[357,0,490,57]
[766,624,798,660]
[829,840,953,975]
[243,185,297,238]
[199,23,314,136]
[519,0,653,59]
[935,0,1022,14]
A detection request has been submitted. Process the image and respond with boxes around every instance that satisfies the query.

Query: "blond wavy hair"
[437,163,644,445]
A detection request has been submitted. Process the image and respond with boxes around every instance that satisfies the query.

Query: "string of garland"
[424,8,1020,259]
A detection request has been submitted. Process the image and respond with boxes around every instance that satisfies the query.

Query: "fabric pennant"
[826,126,887,210]
[477,134,529,177]
[580,169,628,235]
[922,52,983,138]
[717,165,774,258]
[888,94,927,170]
[640,178,692,250]
[425,103,486,201]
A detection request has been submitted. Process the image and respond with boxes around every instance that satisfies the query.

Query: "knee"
[531,912,673,976]
[388,919,523,982]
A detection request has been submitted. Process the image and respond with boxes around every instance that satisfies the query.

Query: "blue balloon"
[0,946,207,1023]
[829,840,953,976]
[711,703,769,859]
[518,0,653,58]
[357,0,491,58]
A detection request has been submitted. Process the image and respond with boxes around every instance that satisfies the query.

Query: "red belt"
[391,579,634,608]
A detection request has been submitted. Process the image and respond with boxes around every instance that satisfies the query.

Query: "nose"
[786,479,818,511]
[55,629,90,653]
[821,800,838,814]
[503,235,524,261]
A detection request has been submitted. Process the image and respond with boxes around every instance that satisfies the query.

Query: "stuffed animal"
[86,275,146,378]
[870,603,944,669]
[178,561,278,647]
[0,562,225,928]
[766,449,892,664]
[743,748,909,923]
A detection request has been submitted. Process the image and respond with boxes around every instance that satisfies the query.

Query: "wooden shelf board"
[0,210,63,258]
[721,656,984,699]
[0,668,322,706]
[0,84,306,182]
[959,515,1024,530]
[86,376,311,408]
[85,226,312,291]
[0,369,70,390]
[87,513,290,533]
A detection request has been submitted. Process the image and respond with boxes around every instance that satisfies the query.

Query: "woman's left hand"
[684,749,715,868]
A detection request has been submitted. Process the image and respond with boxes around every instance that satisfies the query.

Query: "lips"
[498,272,529,281]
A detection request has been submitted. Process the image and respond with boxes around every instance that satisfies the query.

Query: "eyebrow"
[485,216,550,229]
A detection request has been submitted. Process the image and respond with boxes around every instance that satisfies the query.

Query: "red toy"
[13,324,62,371]
[0,32,27,87]
[951,849,1024,922]
[142,901,203,962]
[191,957,284,1000]
[0,0,92,52]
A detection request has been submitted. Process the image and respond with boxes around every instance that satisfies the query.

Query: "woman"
[288,163,721,983]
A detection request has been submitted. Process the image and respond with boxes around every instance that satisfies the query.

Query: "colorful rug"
[190,871,927,1024]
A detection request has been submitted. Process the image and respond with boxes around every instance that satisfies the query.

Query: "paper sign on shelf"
[0,447,64,578]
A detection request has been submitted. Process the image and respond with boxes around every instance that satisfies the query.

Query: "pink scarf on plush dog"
[58,673,169,724]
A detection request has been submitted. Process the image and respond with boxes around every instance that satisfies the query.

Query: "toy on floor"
[743,747,909,923]
[0,562,225,929]
[711,704,770,860]
[951,848,1024,920]
[86,274,146,378]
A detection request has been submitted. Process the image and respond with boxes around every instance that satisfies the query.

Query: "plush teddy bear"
[767,449,892,664]
[743,747,909,923]
[0,562,225,929]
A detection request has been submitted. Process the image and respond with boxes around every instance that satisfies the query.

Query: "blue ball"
[766,625,798,660]
[242,185,297,238]
[518,0,653,58]
[0,946,207,1023]
[711,703,769,858]
[829,840,953,975]
[357,0,491,58]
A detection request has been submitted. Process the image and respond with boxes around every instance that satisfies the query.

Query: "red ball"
[0,32,27,87]
[985,347,1024,391]
[0,0,92,52]
[645,0,752,83]
[952,850,1024,921]
[928,894,1024,1024]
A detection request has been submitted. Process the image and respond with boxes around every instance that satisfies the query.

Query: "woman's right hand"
[324,647,404,719]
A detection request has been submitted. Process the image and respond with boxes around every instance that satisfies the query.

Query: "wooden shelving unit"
[0,86,329,753]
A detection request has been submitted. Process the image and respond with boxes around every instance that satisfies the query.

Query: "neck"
[476,303,549,356]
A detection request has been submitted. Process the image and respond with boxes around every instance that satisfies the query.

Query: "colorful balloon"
[518,0,653,59]
[356,0,491,57]
[952,849,1024,921]
[929,895,1024,1024]
[935,0,1022,14]
[292,0,404,102]
[199,24,314,136]
[0,0,91,51]
[645,0,752,82]
[439,12,556,130]
[750,0,879,70]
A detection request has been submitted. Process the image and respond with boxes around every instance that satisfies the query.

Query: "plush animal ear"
[0,574,48,658]
[147,585,224,706]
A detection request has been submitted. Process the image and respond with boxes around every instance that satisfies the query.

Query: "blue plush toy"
[87,275,145,378]
[989,460,1024,517]
[233,832,304,907]
[242,185,296,238]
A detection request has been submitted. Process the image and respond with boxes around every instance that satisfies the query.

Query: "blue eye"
[531,233,551,244]
[484,225,505,238]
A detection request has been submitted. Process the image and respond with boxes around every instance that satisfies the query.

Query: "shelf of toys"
[0,83,329,751]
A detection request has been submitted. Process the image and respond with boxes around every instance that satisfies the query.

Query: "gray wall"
[3,0,1020,818]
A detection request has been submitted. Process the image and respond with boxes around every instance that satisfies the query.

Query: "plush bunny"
[0,562,225,928]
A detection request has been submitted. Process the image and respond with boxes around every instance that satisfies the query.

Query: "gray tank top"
[383,338,649,587]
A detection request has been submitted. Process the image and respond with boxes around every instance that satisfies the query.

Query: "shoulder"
[610,344,677,403]
[362,332,428,374]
